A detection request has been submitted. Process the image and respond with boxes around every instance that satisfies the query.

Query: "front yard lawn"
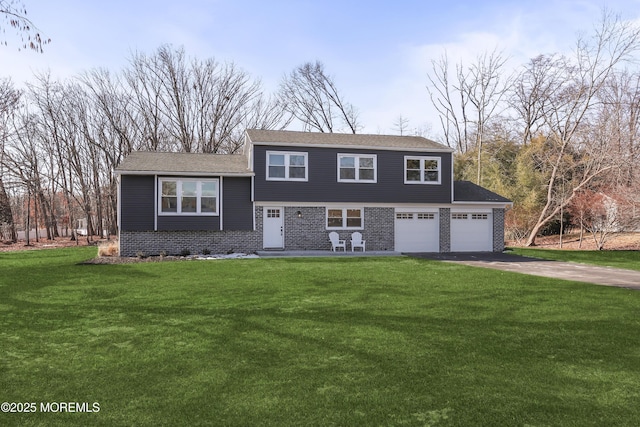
[509,247,640,271]
[1,247,640,426]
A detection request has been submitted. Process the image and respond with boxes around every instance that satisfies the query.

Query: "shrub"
[98,240,119,257]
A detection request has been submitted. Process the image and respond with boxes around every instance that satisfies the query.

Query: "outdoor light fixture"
[296,210,302,218]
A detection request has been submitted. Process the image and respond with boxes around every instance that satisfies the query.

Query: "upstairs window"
[337,154,377,182]
[159,178,219,215]
[267,151,308,181]
[404,156,441,184]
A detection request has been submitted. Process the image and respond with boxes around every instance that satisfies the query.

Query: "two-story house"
[115,129,511,256]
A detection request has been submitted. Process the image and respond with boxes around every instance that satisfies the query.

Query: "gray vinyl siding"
[120,175,155,231]
[121,175,251,232]
[253,145,452,203]
[222,177,253,230]
[157,215,220,231]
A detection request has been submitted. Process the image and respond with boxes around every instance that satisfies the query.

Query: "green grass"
[508,247,640,271]
[2,247,640,426]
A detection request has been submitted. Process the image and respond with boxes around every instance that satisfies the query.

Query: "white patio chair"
[350,232,366,252]
[329,232,346,252]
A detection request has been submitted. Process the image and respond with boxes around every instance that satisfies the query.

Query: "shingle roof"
[454,181,512,203]
[246,129,453,152]
[115,151,252,176]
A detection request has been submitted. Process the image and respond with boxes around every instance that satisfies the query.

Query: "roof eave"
[115,170,254,177]
[250,141,454,153]
[452,200,513,207]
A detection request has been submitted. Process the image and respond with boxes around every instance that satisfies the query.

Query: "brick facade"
[119,229,262,257]
[439,207,451,252]
[363,207,395,251]
[280,207,393,251]
[120,206,396,256]
[492,208,506,252]
[282,207,326,250]
[119,206,507,256]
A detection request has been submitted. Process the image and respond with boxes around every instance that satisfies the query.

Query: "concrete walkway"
[410,252,640,290]
[256,250,402,257]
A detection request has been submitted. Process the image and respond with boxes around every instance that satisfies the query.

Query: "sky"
[1,0,640,135]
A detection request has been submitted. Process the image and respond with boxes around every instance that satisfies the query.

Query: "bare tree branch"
[0,0,50,52]
[280,61,360,133]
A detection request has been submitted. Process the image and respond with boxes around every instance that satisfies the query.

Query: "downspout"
[117,174,122,254]
[219,176,223,230]
[451,153,455,203]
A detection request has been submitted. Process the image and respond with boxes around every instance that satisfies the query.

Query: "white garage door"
[395,212,439,252]
[450,212,493,252]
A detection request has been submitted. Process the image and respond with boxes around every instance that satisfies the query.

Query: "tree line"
[428,11,640,248]
[0,48,357,243]
[1,11,639,249]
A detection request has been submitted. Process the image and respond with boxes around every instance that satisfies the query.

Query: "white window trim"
[404,156,441,185]
[337,153,377,183]
[158,178,219,216]
[266,151,308,181]
[326,207,364,230]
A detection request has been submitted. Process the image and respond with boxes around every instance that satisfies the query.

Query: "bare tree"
[191,58,263,153]
[427,53,468,151]
[3,109,55,242]
[125,45,269,154]
[0,78,20,241]
[280,61,360,133]
[392,115,410,136]
[124,50,173,151]
[522,11,640,246]
[596,69,640,186]
[427,49,510,184]
[0,0,49,52]
[242,93,291,132]
[465,50,511,184]
[510,54,567,146]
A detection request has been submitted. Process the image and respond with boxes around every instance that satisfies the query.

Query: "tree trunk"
[0,177,17,242]
[36,188,56,240]
[25,187,31,246]
[578,225,584,248]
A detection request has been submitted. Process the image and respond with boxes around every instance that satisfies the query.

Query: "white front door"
[263,207,284,249]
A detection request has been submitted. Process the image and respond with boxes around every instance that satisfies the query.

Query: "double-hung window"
[337,154,377,182]
[404,156,441,184]
[159,178,219,215]
[266,151,308,181]
[326,208,363,229]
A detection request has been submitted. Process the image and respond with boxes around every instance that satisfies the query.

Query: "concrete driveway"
[410,252,640,290]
